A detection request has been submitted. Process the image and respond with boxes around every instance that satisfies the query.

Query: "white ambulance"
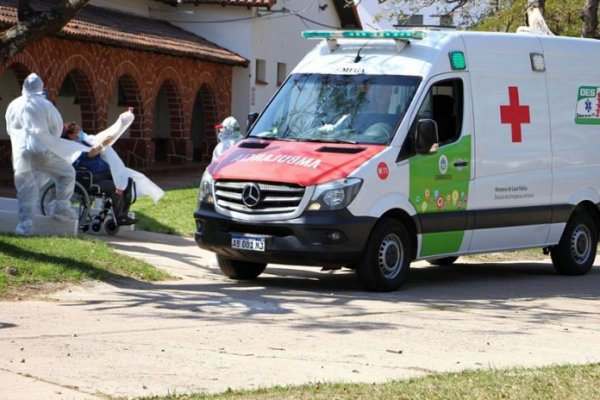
[194,29,600,292]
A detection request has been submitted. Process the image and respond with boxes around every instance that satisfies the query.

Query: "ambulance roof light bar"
[302,30,426,52]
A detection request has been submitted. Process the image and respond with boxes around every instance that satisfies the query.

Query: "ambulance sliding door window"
[399,79,463,160]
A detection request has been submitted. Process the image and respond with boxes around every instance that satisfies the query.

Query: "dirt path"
[0,231,598,399]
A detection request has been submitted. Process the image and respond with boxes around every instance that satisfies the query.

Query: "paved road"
[1,231,599,399]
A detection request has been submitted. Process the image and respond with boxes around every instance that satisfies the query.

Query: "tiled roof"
[158,0,276,8]
[0,0,248,66]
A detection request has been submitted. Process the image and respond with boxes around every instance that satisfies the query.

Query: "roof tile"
[0,0,248,66]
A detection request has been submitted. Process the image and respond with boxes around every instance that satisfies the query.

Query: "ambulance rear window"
[249,73,421,145]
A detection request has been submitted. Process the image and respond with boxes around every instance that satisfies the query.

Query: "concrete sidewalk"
[1,230,599,399]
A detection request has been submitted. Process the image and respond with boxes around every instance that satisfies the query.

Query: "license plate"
[231,235,266,252]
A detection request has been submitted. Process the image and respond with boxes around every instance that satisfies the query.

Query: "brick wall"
[0,36,233,169]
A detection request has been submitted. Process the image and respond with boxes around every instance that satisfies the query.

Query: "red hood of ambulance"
[208,140,386,186]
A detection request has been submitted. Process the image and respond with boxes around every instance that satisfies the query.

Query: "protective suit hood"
[22,73,44,97]
[213,116,243,159]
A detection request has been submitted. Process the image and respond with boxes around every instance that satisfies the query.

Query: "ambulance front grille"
[214,181,305,214]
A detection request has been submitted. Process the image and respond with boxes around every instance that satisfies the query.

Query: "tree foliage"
[359,0,599,38]
[0,0,91,66]
[476,0,590,36]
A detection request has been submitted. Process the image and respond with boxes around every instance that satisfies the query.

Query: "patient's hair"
[62,122,80,139]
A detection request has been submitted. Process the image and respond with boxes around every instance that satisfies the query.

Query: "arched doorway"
[190,84,217,162]
[0,63,30,170]
[108,74,143,138]
[152,80,183,163]
[0,64,29,139]
[57,70,98,134]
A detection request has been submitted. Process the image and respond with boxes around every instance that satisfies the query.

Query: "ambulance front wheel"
[217,256,267,280]
[551,210,597,275]
[428,256,459,266]
[356,219,411,292]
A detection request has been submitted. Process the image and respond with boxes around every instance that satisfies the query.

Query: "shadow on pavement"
[74,229,600,334]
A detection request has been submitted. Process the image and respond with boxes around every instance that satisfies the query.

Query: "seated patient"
[62,122,137,226]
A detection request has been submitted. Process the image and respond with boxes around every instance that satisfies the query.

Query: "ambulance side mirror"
[247,112,259,133]
[415,119,439,154]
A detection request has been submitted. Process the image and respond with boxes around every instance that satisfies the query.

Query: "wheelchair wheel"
[41,181,90,226]
[104,218,120,236]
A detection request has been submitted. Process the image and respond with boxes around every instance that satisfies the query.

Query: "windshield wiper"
[250,136,299,142]
[300,138,358,144]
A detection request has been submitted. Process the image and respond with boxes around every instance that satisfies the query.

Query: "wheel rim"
[377,233,404,279]
[570,224,592,264]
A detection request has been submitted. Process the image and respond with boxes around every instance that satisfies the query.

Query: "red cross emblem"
[500,86,530,143]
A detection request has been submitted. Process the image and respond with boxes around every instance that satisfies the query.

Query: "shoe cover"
[15,219,33,236]
[49,200,78,221]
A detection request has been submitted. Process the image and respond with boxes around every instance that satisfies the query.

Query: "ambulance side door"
[401,75,473,258]
[466,35,552,253]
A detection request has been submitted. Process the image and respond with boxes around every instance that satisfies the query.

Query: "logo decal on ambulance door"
[438,155,448,174]
[575,86,600,125]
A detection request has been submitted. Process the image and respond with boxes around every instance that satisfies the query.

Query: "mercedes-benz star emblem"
[241,183,261,208]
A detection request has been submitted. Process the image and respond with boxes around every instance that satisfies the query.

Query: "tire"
[551,210,598,275]
[41,181,90,226]
[356,219,412,292]
[104,218,120,236]
[428,256,459,266]
[217,255,267,280]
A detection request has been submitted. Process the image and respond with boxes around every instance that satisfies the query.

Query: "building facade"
[149,0,361,130]
[0,0,360,178]
[0,0,247,175]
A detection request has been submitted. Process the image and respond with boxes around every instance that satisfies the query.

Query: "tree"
[351,0,599,38]
[582,0,599,37]
[0,0,91,65]
[477,0,590,37]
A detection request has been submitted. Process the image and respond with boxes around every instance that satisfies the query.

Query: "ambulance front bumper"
[194,205,376,267]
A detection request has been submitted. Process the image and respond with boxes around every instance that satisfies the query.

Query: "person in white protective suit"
[5,73,78,235]
[212,116,243,159]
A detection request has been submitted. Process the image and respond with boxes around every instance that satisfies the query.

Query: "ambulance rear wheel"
[428,256,459,266]
[217,256,267,280]
[356,219,411,292]
[551,211,597,275]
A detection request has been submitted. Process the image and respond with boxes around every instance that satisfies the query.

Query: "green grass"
[132,186,198,236]
[0,234,171,298]
[139,363,600,400]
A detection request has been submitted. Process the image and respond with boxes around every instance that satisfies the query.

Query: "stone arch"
[52,55,100,133]
[190,83,218,163]
[152,78,185,164]
[56,69,99,134]
[109,74,144,138]
[2,62,31,88]
[0,62,35,168]
[0,49,38,82]
[106,61,145,137]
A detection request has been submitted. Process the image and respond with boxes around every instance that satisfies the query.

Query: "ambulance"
[194,29,600,292]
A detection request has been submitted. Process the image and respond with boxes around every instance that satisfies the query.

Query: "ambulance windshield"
[249,73,420,145]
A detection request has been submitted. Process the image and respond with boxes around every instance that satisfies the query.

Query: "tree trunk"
[522,0,553,35]
[0,0,91,66]
[582,0,599,38]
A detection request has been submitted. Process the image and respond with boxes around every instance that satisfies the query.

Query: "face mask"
[77,131,86,142]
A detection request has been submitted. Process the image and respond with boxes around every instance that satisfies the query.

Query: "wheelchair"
[40,167,136,235]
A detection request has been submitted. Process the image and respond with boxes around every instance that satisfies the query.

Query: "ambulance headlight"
[198,170,214,205]
[308,178,363,211]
